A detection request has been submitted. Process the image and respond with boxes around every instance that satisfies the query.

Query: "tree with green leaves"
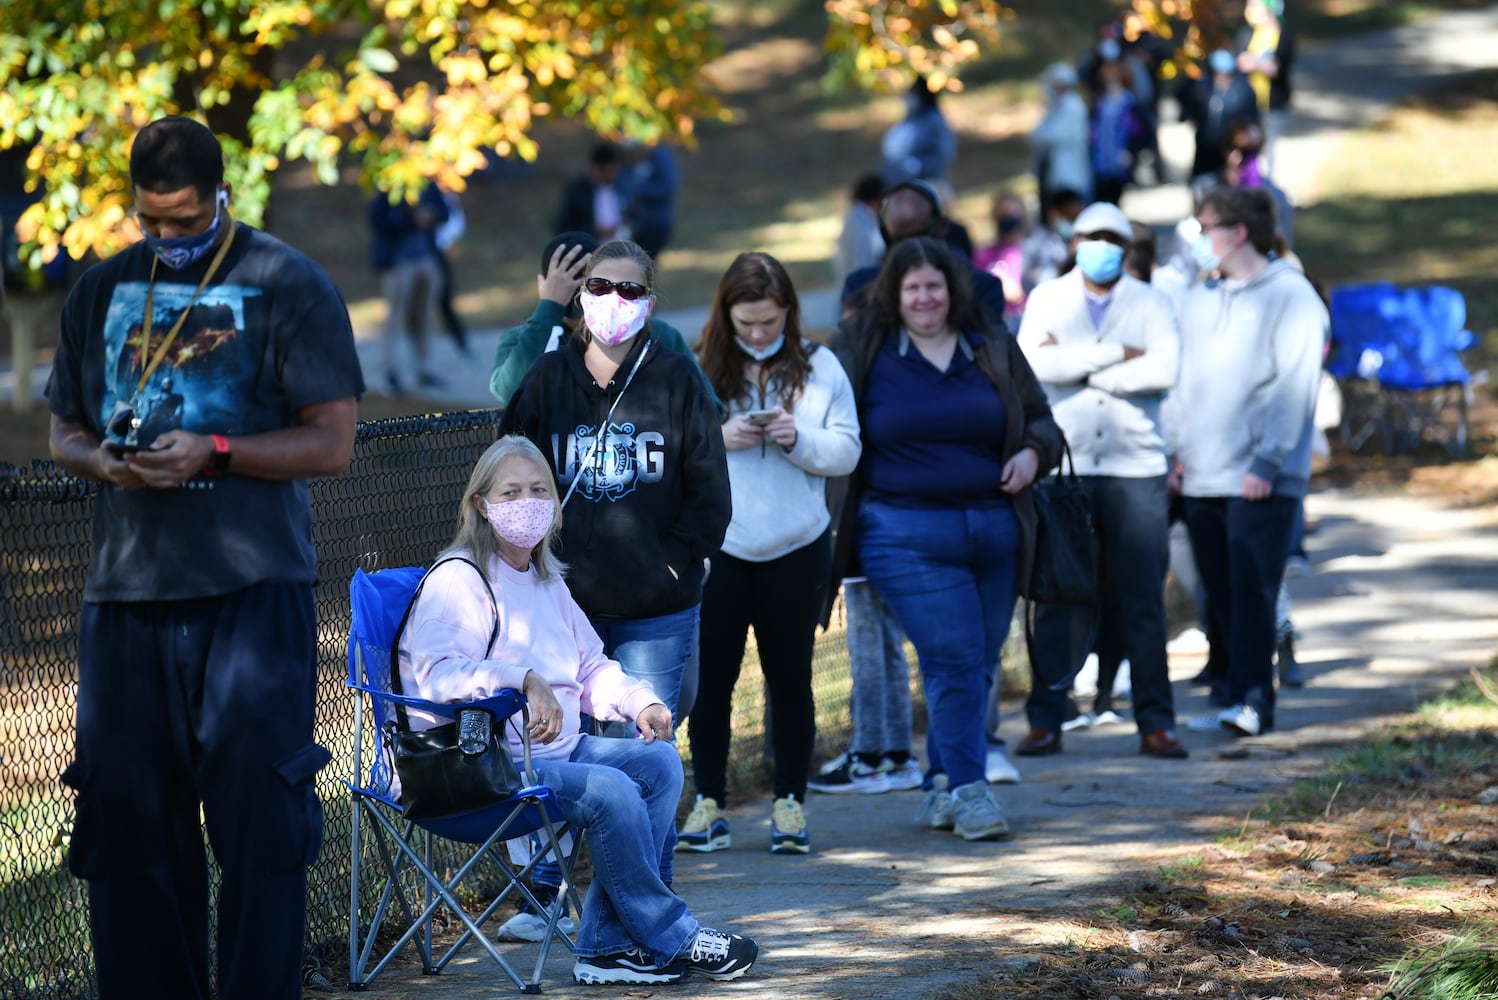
[0,0,727,266]
[0,0,1036,269]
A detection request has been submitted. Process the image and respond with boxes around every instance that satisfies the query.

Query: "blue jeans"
[588,605,698,885]
[858,499,1020,789]
[531,736,698,962]
[590,606,700,722]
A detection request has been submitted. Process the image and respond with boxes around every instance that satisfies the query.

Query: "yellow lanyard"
[134,217,239,397]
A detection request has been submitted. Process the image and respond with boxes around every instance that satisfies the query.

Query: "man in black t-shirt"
[45,117,364,1000]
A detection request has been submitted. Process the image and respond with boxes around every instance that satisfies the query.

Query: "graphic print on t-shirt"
[100,280,261,445]
[553,421,666,502]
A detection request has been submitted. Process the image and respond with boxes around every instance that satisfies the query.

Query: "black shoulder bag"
[1026,436,1099,606]
[385,556,525,820]
[1023,436,1102,693]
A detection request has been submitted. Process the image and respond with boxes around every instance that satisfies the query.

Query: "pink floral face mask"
[483,497,553,551]
[579,290,653,346]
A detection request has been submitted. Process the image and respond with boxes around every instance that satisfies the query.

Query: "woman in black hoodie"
[499,239,729,899]
[500,237,729,710]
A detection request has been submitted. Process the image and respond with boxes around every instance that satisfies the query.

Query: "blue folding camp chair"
[1329,282,1475,457]
[345,566,584,994]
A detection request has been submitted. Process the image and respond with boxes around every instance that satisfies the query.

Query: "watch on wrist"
[206,434,232,476]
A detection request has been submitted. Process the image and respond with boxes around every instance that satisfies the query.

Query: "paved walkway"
[330,486,1498,998]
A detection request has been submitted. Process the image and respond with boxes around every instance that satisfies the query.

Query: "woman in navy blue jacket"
[826,237,1062,843]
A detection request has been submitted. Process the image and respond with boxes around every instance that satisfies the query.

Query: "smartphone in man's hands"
[103,439,140,458]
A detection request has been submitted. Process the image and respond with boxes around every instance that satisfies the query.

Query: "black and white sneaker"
[573,947,687,985]
[682,927,758,981]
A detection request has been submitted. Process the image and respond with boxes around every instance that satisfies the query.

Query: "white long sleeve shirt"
[1017,269,1180,477]
[721,345,862,561]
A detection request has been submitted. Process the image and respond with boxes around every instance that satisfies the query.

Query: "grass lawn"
[937,664,1498,999]
[1297,69,1498,366]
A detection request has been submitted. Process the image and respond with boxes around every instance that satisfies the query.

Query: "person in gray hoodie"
[1167,186,1327,738]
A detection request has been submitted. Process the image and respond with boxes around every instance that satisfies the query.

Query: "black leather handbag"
[387,721,524,821]
[385,557,525,820]
[1026,438,1099,606]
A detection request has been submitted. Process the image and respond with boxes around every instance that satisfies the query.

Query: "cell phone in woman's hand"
[745,408,776,426]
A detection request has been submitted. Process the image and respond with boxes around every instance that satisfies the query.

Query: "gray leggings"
[842,579,914,756]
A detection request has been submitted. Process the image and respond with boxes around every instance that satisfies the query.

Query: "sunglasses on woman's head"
[584,277,652,301]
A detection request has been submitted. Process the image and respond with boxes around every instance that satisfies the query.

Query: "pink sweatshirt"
[397,551,664,762]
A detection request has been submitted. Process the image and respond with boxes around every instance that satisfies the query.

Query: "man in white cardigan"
[1016,201,1188,760]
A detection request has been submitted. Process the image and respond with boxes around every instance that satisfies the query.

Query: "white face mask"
[1191,234,1222,274]
[735,333,785,361]
[580,291,652,346]
[483,497,553,551]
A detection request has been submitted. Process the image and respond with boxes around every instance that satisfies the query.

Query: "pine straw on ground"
[936,724,1498,1000]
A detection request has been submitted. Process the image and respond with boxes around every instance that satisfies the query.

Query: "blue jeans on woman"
[523,605,698,900]
[530,735,698,963]
[857,498,1021,789]
[590,605,700,725]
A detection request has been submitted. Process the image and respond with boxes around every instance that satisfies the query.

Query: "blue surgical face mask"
[1075,240,1125,284]
[142,189,229,270]
[1190,234,1221,274]
[1055,217,1075,241]
[735,332,785,361]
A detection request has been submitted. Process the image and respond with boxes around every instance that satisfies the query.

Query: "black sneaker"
[573,947,687,985]
[682,927,758,981]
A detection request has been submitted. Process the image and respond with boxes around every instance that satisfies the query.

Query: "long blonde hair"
[442,436,567,582]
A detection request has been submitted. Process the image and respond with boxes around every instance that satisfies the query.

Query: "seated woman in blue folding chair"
[398,434,758,986]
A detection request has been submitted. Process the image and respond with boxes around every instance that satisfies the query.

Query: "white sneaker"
[1186,712,1225,732]
[1111,660,1132,701]
[1071,652,1100,698]
[951,780,1011,841]
[1219,704,1262,737]
[1060,713,1095,732]
[881,757,924,791]
[914,788,956,829]
[496,907,577,942]
[1166,627,1210,656]
[1092,710,1127,727]
[985,747,1022,785]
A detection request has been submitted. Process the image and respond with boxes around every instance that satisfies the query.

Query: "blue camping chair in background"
[345,567,585,994]
[1328,282,1477,457]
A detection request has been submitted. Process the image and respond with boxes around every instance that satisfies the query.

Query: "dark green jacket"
[822,315,1064,623]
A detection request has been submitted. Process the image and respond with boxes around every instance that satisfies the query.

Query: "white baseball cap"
[1073,202,1134,241]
